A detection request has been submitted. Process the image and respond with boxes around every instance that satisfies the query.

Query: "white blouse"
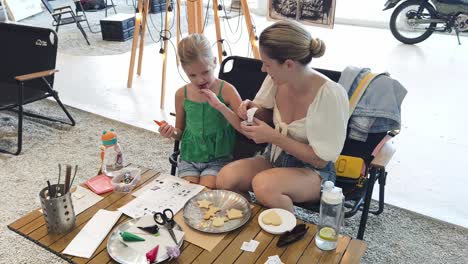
[253,75,349,162]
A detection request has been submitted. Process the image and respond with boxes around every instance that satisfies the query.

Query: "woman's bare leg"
[199,175,216,189]
[252,168,322,212]
[216,156,271,195]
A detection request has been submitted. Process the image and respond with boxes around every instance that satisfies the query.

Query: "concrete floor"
[53,15,468,229]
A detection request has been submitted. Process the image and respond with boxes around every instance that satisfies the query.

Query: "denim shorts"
[178,157,233,178]
[261,144,336,184]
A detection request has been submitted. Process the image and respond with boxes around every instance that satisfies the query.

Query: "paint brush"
[69,165,78,191]
[64,164,71,193]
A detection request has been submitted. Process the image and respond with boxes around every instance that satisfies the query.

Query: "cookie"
[203,206,221,220]
[212,216,228,227]
[226,208,243,220]
[197,199,212,209]
[262,210,282,226]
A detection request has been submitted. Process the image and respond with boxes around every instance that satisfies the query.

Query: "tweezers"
[277,224,309,247]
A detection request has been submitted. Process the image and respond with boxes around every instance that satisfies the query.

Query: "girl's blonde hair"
[177,33,215,67]
[259,20,326,65]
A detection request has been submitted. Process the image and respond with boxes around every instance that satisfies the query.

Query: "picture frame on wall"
[3,0,42,22]
[268,0,337,29]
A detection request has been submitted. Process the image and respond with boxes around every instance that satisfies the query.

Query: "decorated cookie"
[262,210,282,226]
[203,206,221,220]
[197,199,212,209]
[212,216,228,227]
[226,208,243,220]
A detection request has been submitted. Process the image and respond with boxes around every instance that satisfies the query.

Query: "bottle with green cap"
[100,129,124,177]
[315,181,344,251]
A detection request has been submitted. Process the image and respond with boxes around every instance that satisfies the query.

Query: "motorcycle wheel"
[389,0,437,44]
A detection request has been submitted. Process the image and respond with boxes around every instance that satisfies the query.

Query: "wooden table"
[8,164,367,264]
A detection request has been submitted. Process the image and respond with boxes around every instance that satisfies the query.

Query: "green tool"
[120,231,145,242]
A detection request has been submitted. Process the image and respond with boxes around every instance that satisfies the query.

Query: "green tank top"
[180,81,236,162]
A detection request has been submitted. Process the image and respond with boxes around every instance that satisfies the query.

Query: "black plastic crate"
[100,13,135,41]
[149,0,173,14]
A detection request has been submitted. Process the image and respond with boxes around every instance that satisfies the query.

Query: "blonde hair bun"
[310,38,326,58]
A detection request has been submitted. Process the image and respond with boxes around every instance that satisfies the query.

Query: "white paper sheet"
[71,186,104,215]
[63,209,122,258]
[132,174,189,197]
[119,176,204,218]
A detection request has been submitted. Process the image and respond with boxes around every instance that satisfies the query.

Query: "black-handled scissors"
[153,208,178,245]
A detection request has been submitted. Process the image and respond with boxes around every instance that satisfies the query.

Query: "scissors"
[153,208,178,245]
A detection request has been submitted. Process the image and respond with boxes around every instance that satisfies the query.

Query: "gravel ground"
[1,100,467,263]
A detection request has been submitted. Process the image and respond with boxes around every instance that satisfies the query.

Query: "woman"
[216,21,349,212]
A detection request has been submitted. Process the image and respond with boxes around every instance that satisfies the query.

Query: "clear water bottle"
[100,129,123,177]
[315,181,344,251]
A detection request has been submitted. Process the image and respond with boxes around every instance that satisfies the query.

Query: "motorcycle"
[383,0,468,44]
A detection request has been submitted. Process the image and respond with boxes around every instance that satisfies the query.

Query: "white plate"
[183,190,251,233]
[258,208,297,235]
[107,215,184,264]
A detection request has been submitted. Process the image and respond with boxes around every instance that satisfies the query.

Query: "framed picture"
[268,0,337,29]
[3,0,42,22]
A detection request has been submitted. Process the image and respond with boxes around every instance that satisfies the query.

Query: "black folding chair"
[41,0,91,45]
[74,0,117,18]
[168,56,397,240]
[0,23,76,155]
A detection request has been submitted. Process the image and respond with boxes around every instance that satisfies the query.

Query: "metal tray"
[107,215,184,264]
[183,190,251,233]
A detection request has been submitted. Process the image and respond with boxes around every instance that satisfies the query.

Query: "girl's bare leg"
[252,168,322,212]
[199,175,216,189]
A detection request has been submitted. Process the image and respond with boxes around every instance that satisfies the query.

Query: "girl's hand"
[200,89,223,110]
[237,99,258,120]
[158,122,176,138]
[240,117,276,144]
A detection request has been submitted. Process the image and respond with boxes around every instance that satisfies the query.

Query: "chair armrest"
[370,140,396,168]
[15,69,59,82]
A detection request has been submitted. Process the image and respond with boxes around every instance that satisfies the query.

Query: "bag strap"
[346,70,395,179]
[348,71,388,118]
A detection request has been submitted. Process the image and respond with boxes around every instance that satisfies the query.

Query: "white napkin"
[265,255,284,264]
[63,209,122,258]
[241,239,260,252]
[246,107,258,124]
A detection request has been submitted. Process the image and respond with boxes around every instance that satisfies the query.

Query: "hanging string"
[201,0,212,34]
[219,0,242,35]
[167,37,190,83]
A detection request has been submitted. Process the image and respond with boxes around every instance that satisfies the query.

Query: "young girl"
[158,34,242,189]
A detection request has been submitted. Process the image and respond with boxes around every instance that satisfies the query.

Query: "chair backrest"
[218,56,268,159]
[217,56,386,165]
[0,23,58,108]
[219,56,267,101]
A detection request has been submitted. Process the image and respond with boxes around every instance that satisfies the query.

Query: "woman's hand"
[241,117,277,144]
[200,89,223,110]
[237,99,259,120]
[158,122,176,138]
